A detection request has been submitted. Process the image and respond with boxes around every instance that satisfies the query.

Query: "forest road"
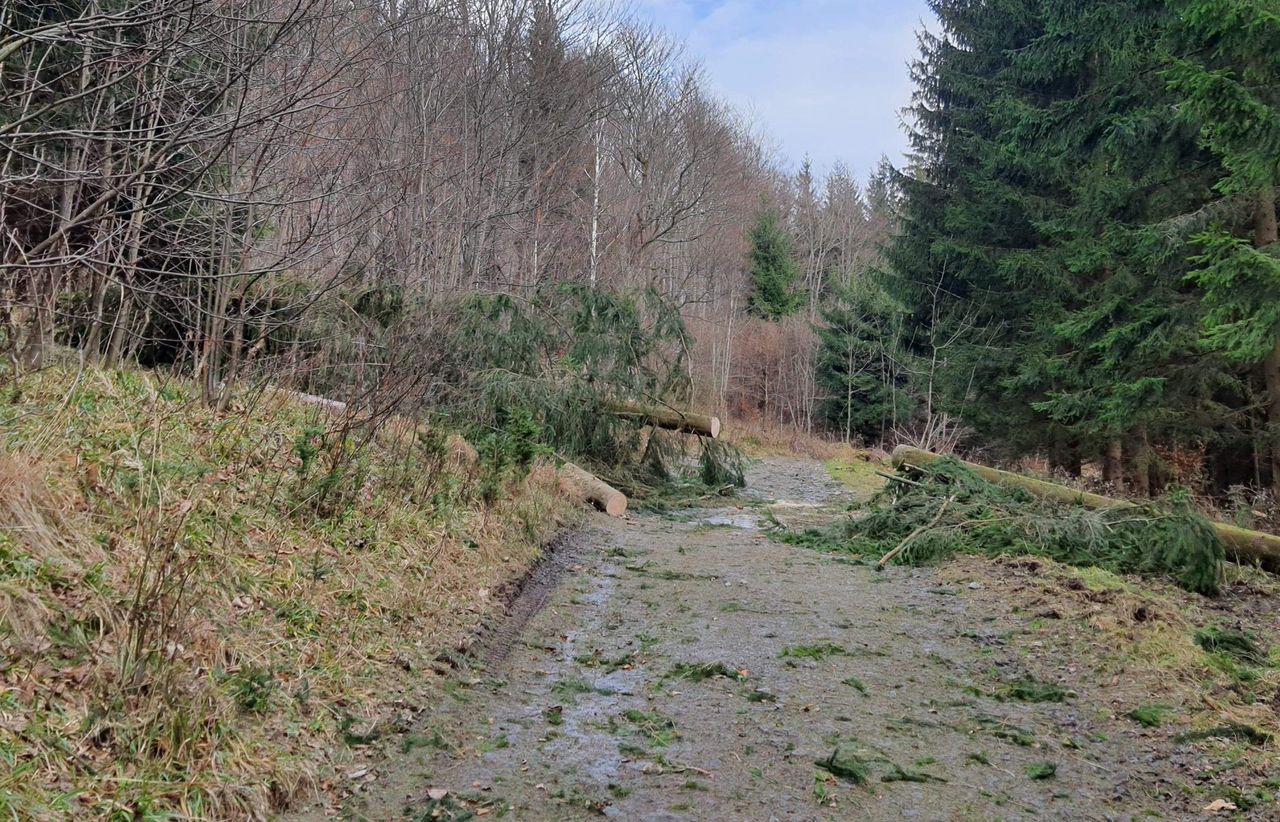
[332,457,1188,821]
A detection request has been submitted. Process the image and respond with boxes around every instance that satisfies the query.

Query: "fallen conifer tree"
[776,449,1233,595]
[605,398,721,439]
[892,447,1280,573]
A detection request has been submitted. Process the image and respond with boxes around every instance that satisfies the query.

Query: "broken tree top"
[891,446,1280,572]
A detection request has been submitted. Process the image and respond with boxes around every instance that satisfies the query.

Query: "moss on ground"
[823,455,888,497]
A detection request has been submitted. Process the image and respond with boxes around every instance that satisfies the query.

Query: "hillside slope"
[0,364,571,819]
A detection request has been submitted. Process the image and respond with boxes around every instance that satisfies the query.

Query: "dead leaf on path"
[427,788,448,801]
[1203,799,1237,812]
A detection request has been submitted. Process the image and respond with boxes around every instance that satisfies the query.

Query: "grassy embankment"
[0,363,572,819]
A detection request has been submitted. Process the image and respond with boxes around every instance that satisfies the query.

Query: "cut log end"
[604,494,628,517]
[558,462,627,518]
[708,416,722,439]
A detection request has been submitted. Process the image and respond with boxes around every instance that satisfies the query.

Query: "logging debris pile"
[817,457,1226,596]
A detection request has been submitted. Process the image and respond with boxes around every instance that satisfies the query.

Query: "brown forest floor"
[290,456,1280,821]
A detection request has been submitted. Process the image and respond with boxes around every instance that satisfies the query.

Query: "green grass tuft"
[551,678,615,698]
[622,709,678,747]
[1025,762,1057,780]
[1000,676,1069,703]
[1174,723,1272,746]
[841,676,868,694]
[665,662,744,683]
[778,643,847,661]
[1127,703,1172,728]
[882,762,947,784]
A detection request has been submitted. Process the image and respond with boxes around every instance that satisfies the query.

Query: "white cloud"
[630,0,933,177]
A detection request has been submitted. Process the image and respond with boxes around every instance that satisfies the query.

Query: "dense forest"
[6,0,1276,503]
[871,0,1280,502]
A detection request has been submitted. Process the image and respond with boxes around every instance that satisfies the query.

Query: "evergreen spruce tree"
[884,0,1048,448]
[884,0,1250,492]
[1005,0,1231,491]
[1168,0,1280,495]
[815,279,911,443]
[746,211,805,319]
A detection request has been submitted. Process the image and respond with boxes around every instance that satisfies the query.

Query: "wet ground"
[304,457,1268,821]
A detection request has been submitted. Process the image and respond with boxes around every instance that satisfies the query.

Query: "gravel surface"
[306,458,1266,821]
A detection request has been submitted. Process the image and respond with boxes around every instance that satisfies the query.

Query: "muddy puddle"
[292,457,1248,821]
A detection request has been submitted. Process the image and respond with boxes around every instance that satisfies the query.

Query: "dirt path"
[327,458,1199,821]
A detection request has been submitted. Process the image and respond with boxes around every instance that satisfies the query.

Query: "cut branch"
[877,494,954,570]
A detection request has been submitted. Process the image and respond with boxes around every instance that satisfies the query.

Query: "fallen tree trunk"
[268,387,480,470]
[891,445,1280,571]
[271,386,348,414]
[557,462,627,517]
[606,399,721,439]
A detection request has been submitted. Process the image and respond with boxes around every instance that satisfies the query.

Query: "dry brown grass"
[0,364,572,819]
[0,454,88,640]
[724,416,864,461]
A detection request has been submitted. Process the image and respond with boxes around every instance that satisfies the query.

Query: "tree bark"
[1255,188,1279,500]
[891,446,1280,571]
[606,398,721,439]
[1104,439,1124,492]
[1130,427,1151,498]
[1265,341,1280,501]
[84,272,107,362]
[557,462,627,517]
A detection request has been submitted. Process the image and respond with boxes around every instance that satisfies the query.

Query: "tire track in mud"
[466,531,591,669]
[322,458,1203,821]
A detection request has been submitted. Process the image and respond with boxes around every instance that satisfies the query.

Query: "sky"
[629,0,936,179]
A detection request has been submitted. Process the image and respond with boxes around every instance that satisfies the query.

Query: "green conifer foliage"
[885,0,1257,490]
[1009,0,1229,482]
[1167,0,1280,493]
[746,211,805,319]
[1166,0,1280,362]
[885,0,1051,448]
[815,280,912,443]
